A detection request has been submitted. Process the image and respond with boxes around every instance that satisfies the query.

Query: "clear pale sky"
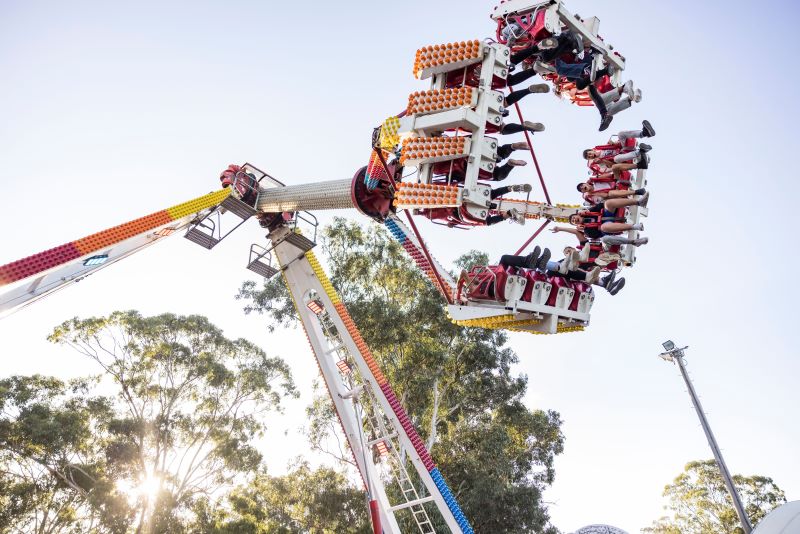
[1,1,798,532]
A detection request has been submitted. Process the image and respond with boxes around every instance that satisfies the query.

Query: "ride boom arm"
[0,188,231,317]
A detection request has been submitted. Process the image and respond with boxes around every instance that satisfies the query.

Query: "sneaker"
[633,88,642,103]
[533,60,557,75]
[642,120,656,137]
[508,208,525,224]
[586,266,602,285]
[637,191,650,207]
[638,143,653,153]
[608,277,626,295]
[511,141,529,151]
[631,222,644,231]
[528,83,551,94]
[637,154,650,169]
[633,237,649,246]
[538,37,559,50]
[600,270,617,288]
[523,121,545,132]
[535,248,552,271]
[507,159,528,168]
[524,245,542,268]
[622,80,635,100]
[599,114,614,132]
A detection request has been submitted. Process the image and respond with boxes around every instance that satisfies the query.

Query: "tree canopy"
[1,311,297,534]
[238,218,565,533]
[644,459,786,534]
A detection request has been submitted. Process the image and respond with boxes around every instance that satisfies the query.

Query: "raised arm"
[551,225,586,242]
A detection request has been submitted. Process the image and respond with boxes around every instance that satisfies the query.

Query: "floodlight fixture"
[662,340,675,351]
[83,254,109,267]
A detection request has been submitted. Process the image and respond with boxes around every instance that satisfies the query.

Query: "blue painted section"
[429,467,474,534]
[384,218,408,245]
[364,172,380,191]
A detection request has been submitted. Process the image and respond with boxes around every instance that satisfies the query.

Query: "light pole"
[658,340,753,534]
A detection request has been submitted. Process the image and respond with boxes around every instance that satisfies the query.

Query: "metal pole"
[666,346,753,533]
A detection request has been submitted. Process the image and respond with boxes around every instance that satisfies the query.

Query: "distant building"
[572,525,628,534]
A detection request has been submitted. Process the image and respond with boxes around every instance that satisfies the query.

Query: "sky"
[1,1,799,532]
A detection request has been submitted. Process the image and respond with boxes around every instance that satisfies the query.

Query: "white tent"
[753,501,800,534]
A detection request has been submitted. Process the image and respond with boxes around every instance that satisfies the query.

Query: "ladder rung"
[367,433,397,447]
[389,496,435,512]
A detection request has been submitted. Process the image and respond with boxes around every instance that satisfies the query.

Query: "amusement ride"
[0,1,655,532]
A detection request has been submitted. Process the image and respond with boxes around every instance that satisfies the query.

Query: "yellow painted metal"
[305,250,341,305]
[166,189,230,220]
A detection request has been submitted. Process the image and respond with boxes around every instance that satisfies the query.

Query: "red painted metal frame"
[511,97,551,204]
[508,83,553,255]
[403,211,454,305]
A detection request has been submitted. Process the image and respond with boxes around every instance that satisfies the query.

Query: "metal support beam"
[658,342,753,534]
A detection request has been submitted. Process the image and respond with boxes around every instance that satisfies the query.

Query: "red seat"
[521,269,552,304]
[463,265,510,302]
[545,275,573,307]
[569,281,593,311]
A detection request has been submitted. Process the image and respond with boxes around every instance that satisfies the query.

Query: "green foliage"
[238,218,565,533]
[194,462,371,534]
[643,460,786,534]
[1,312,296,533]
[0,375,128,533]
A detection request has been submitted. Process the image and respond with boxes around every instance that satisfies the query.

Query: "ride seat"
[463,265,510,302]
[546,275,575,309]
[569,281,594,313]
[522,269,552,305]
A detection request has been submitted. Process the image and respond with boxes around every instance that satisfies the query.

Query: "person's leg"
[507,68,539,87]
[617,129,644,144]
[539,33,576,63]
[602,235,646,247]
[500,121,545,135]
[603,198,640,210]
[600,235,633,247]
[600,87,623,105]
[490,185,512,200]
[505,83,550,106]
[486,214,507,225]
[496,142,528,161]
[600,222,634,234]
[496,144,514,161]
[604,188,644,199]
[613,151,639,163]
[499,254,529,269]
[611,163,637,180]
[545,260,562,272]
[555,59,591,82]
[493,160,526,180]
[511,44,541,65]
[588,85,608,117]
[606,95,632,117]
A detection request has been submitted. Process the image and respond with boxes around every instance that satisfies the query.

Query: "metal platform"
[184,220,220,249]
[284,231,316,252]
[246,243,279,279]
[220,194,258,219]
